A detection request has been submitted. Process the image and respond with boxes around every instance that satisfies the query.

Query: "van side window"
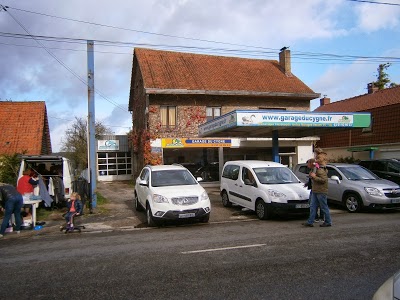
[222,165,240,180]
[242,167,255,185]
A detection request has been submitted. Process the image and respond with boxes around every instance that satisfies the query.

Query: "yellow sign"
[162,138,231,148]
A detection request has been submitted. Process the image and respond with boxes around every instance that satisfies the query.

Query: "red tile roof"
[134,48,318,96]
[0,101,52,155]
[314,85,400,112]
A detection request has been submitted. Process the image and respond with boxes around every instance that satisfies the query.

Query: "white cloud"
[310,61,382,110]
[354,3,400,32]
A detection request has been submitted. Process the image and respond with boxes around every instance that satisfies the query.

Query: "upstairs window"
[160,106,177,128]
[206,107,221,122]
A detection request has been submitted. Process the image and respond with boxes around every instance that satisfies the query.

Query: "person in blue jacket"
[64,192,83,230]
[0,183,23,238]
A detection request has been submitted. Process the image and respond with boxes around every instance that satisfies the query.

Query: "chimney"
[320,96,330,106]
[367,82,378,94]
[279,47,291,75]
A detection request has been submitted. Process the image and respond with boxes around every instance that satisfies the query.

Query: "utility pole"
[87,40,97,208]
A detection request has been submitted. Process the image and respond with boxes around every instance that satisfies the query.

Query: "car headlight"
[364,187,384,196]
[153,194,169,203]
[267,189,286,199]
[200,191,209,201]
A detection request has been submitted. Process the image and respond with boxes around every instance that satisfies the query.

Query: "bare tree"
[61,117,112,170]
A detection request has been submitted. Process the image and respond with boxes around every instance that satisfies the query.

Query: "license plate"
[392,199,400,204]
[295,204,310,209]
[178,213,196,218]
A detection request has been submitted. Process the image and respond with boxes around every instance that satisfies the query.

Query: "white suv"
[220,160,310,219]
[134,164,211,226]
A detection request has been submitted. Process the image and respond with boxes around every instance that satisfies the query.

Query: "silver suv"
[293,163,400,212]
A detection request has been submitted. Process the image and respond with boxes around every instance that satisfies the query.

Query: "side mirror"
[139,179,149,187]
[196,177,204,182]
[331,175,341,184]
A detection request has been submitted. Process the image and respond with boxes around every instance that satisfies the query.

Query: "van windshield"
[254,167,299,184]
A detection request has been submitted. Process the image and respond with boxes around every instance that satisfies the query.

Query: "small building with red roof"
[314,84,400,160]
[0,101,52,156]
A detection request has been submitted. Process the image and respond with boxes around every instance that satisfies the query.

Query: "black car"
[358,159,400,185]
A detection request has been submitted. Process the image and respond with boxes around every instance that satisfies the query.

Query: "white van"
[220,160,310,219]
[18,155,74,207]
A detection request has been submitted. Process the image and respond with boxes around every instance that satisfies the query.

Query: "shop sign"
[162,138,231,148]
[199,110,371,136]
[98,140,119,151]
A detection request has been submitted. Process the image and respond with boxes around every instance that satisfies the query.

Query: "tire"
[146,205,157,227]
[134,192,143,211]
[221,191,232,207]
[255,199,273,220]
[344,193,363,213]
[200,214,210,223]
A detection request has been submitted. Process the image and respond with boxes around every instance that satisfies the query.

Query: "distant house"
[0,101,52,155]
[314,84,400,160]
[128,48,320,176]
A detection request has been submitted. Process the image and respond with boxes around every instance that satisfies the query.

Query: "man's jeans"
[0,195,23,234]
[307,192,332,225]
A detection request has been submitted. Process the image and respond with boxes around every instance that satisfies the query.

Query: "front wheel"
[134,192,143,211]
[146,205,157,227]
[221,191,232,207]
[200,214,210,223]
[344,193,363,213]
[255,199,273,220]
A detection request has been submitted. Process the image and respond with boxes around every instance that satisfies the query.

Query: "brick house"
[314,84,400,160]
[0,101,52,155]
[128,48,320,177]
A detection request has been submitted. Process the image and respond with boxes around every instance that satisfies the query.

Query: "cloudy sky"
[1,0,399,152]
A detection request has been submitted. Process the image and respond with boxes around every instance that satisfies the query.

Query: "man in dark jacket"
[0,183,23,237]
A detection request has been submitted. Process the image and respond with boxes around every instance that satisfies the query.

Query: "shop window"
[160,106,177,128]
[206,107,221,122]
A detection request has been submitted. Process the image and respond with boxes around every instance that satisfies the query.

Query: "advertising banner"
[162,138,231,148]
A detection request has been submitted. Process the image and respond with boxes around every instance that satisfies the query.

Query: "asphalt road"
[0,208,399,300]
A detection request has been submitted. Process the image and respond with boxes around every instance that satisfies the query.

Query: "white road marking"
[181,243,266,254]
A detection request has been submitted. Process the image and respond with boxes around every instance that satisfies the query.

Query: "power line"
[0,7,127,113]
[1,31,399,64]
[347,0,400,6]
[3,5,278,51]
[1,5,399,64]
